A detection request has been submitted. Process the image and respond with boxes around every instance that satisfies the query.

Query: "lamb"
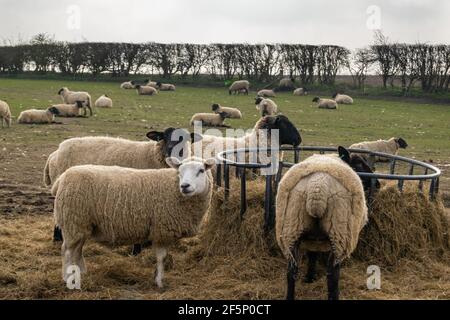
[257,89,276,98]
[95,94,113,108]
[279,77,296,90]
[350,137,408,163]
[276,146,375,300]
[120,81,135,89]
[333,93,353,105]
[58,87,93,116]
[52,101,84,117]
[255,97,278,116]
[293,88,308,96]
[136,85,158,96]
[156,82,176,91]
[18,107,60,124]
[52,156,215,288]
[229,80,250,95]
[0,100,12,128]
[312,97,337,110]
[190,112,229,127]
[211,103,242,119]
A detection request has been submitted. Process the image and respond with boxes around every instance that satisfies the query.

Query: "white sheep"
[190,112,229,127]
[276,147,372,300]
[279,77,296,90]
[293,88,308,96]
[333,93,353,105]
[95,95,113,108]
[52,156,215,288]
[0,100,12,128]
[18,107,60,124]
[52,101,84,117]
[229,80,250,95]
[58,87,93,116]
[146,80,158,88]
[350,137,408,162]
[136,85,158,96]
[312,97,337,109]
[211,103,242,119]
[156,82,176,91]
[120,81,135,89]
[257,89,276,98]
[255,97,278,116]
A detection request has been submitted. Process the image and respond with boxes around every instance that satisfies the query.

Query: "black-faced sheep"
[312,97,337,110]
[278,77,296,90]
[190,112,230,127]
[293,88,308,96]
[229,80,250,95]
[52,101,84,117]
[95,95,113,108]
[120,81,135,89]
[211,104,242,119]
[136,85,158,96]
[52,157,215,288]
[350,137,408,163]
[58,87,93,116]
[18,107,60,124]
[333,93,354,105]
[257,89,276,98]
[156,82,176,91]
[255,97,278,116]
[0,100,12,128]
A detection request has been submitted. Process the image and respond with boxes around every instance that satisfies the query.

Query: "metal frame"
[216,146,442,232]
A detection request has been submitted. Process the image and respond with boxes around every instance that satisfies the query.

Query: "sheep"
[146,80,158,88]
[52,101,84,117]
[211,103,242,119]
[279,77,296,90]
[293,88,308,96]
[58,87,93,117]
[0,100,12,128]
[350,137,408,163]
[18,107,60,124]
[312,97,337,110]
[255,97,278,116]
[333,93,353,105]
[44,128,201,243]
[120,81,135,89]
[229,80,250,95]
[95,94,113,108]
[276,146,376,300]
[53,156,215,288]
[156,82,176,91]
[136,85,158,96]
[257,89,276,98]
[190,112,229,127]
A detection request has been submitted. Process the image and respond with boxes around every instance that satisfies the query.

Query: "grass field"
[0,78,449,299]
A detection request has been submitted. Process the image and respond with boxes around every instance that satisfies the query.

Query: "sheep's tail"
[43,157,52,186]
[305,176,328,219]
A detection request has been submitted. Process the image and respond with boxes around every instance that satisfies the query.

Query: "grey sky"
[0,0,449,48]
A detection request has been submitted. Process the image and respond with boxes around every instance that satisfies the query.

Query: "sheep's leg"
[154,246,167,288]
[303,251,318,283]
[72,239,87,273]
[132,244,142,256]
[53,226,63,242]
[326,253,340,300]
[286,249,299,300]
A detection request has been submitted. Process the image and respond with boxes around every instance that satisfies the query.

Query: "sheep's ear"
[338,146,351,164]
[166,157,182,169]
[191,133,203,143]
[204,158,216,171]
[146,131,165,141]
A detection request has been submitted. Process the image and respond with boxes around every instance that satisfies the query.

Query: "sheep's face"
[255,97,263,105]
[211,104,220,112]
[395,137,408,149]
[312,97,320,103]
[147,128,202,161]
[260,115,302,147]
[166,157,215,197]
[58,87,67,95]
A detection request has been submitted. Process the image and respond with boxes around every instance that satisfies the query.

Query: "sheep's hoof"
[303,274,317,283]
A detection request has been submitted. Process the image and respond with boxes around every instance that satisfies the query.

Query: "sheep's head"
[338,146,380,191]
[312,97,320,103]
[58,87,68,95]
[48,107,60,115]
[395,137,408,149]
[166,157,215,197]
[156,82,162,87]
[147,128,202,160]
[257,115,301,147]
[332,93,338,99]
[255,97,264,105]
[211,104,221,112]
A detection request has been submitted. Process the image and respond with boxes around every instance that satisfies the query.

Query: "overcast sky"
[1,0,449,48]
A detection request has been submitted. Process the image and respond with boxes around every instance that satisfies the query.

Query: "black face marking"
[58,88,64,95]
[211,104,220,111]
[339,146,380,191]
[396,137,408,149]
[261,115,301,147]
[312,97,320,102]
[255,97,263,105]
[196,168,205,177]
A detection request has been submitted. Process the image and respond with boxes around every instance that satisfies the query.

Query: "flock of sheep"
[0,77,409,300]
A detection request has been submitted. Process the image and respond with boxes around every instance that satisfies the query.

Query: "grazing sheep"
[18,107,60,124]
[120,81,135,89]
[350,137,408,163]
[211,103,242,119]
[293,88,308,96]
[333,93,353,105]
[312,97,337,110]
[0,100,12,128]
[53,156,215,288]
[255,97,278,116]
[156,82,176,91]
[276,147,374,300]
[95,95,113,108]
[279,77,296,90]
[229,80,250,95]
[190,112,229,127]
[257,89,276,98]
[58,87,93,116]
[136,85,158,96]
[52,101,84,117]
